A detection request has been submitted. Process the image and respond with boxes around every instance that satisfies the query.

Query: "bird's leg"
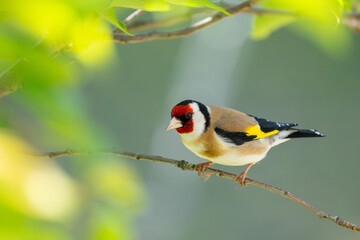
[233,163,254,186]
[194,161,213,180]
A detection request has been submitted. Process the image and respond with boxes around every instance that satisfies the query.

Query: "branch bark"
[124,9,144,26]
[2,1,359,99]
[113,9,145,35]
[34,149,360,232]
[125,6,291,33]
[113,0,263,43]
[115,3,360,43]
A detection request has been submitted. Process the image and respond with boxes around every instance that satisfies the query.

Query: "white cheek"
[192,114,205,134]
[179,102,208,141]
[180,128,200,141]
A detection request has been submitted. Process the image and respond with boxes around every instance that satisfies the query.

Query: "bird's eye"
[186,113,193,119]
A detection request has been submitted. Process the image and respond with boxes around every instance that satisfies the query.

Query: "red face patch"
[171,104,194,134]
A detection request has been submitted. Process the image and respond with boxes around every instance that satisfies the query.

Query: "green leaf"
[0,205,68,240]
[87,202,134,240]
[252,0,345,40]
[110,0,230,14]
[111,0,170,11]
[0,59,23,97]
[292,19,352,58]
[165,0,231,15]
[343,0,353,10]
[342,0,360,10]
[252,14,296,39]
[85,160,145,209]
[103,8,133,36]
[262,0,343,22]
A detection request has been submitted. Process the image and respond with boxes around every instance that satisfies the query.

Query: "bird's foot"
[233,163,254,186]
[233,172,247,186]
[194,161,213,180]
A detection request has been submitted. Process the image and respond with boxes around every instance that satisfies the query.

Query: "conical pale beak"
[166,117,183,131]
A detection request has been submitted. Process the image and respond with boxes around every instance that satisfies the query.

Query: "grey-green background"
[82,14,360,240]
[5,13,360,240]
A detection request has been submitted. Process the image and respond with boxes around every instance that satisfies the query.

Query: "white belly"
[181,140,206,157]
[181,138,268,166]
[210,152,267,166]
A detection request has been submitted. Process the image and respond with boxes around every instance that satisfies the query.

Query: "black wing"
[215,115,298,146]
[214,127,256,146]
[249,115,298,133]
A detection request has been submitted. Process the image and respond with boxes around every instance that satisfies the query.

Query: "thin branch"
[124,9,144,26]
[113,0,263,43]
[245,7,298,16]
[125,6,291,33]
[113,9,145,35]
[124,6,360,36]
[127,8,214,32]
[34,149,360,232]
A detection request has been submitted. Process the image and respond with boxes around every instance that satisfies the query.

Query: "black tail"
[287,129,325,138]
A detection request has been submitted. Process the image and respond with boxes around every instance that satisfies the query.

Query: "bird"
[166,99,325,186]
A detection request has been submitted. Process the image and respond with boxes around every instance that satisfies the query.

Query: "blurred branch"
[2,2,360,99]
[124,9,144,25]
[122,6,360,39]
[113,0,263,43]
[35,149,360,232]
[125,6,292,33]
[113,9,145,35]
[126,8,215,32]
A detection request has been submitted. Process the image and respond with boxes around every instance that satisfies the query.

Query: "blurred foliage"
[0,0,357,95]
[0,0,359,239]
[0,130,78,221]
[0,0,227,96]
[0,130,145,239]
[251,0,358,56]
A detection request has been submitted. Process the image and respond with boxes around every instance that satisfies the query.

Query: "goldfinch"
[166,100,325,185]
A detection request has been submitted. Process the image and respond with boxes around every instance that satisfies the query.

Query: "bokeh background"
[0,0,360,239]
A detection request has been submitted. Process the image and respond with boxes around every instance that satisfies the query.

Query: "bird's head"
[166,100,210,136]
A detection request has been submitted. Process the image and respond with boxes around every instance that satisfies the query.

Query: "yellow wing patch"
[245,125,279,140]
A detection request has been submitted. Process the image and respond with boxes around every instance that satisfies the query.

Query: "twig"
[113,0,263,43]
[113,9,145,35]
[124,9,144,26]
[127,8,214,32]
[34,149,360,232]
[125,6,360,34]
[125,6,290,33]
